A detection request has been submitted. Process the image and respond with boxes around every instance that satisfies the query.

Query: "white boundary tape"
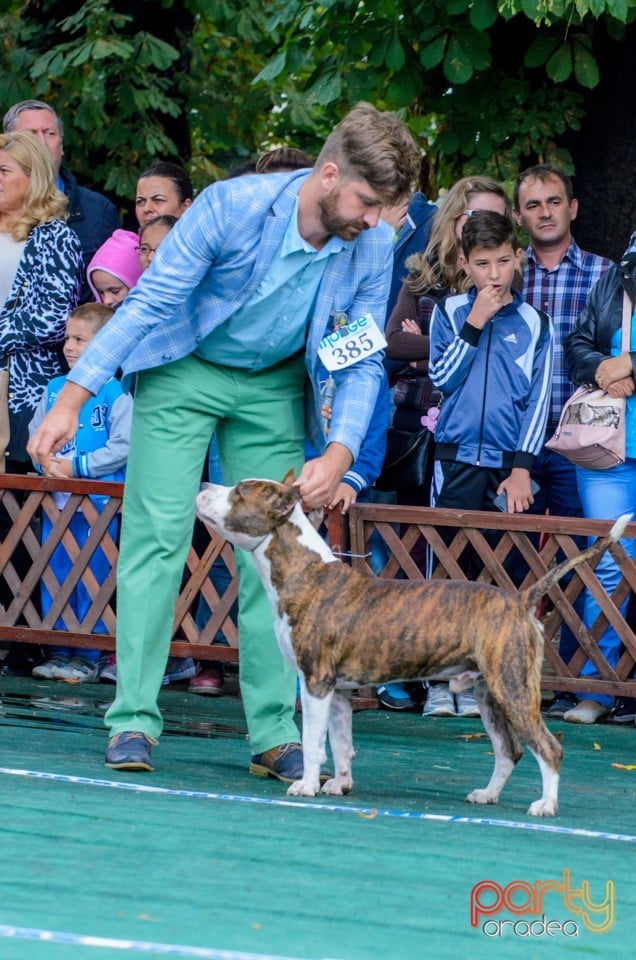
[0,924,342,959]
[1,766,635,843]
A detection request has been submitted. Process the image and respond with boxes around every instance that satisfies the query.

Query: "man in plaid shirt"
[514,163,612,718]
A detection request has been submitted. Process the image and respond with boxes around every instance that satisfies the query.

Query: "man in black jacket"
[3,99,120,301]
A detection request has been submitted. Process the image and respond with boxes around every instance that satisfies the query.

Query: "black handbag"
[375,426,434,491]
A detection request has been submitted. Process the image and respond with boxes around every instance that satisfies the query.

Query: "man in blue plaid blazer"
[29,103,420,779]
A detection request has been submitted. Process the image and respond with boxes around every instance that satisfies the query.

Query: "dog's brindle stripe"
[196,477,631,817]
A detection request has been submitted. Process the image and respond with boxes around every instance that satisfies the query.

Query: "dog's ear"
[281,468,296,487]
[274,484,301,520]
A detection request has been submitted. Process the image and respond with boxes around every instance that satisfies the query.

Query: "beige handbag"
[546,292,632,470]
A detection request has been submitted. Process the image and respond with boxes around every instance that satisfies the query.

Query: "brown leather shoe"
[249,742,332,783]
[249,742,304,782]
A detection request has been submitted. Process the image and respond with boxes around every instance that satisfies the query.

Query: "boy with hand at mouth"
[429,209,554,517]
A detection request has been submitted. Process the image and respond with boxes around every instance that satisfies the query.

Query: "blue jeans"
[528,447,585,665]
[575,459,636,706]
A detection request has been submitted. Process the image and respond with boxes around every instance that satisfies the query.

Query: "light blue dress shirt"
[196,197,344,369]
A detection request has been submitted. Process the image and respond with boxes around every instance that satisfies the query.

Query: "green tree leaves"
[0,0,633,207]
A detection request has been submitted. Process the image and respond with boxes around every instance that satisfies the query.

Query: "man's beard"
[318,191,367,240]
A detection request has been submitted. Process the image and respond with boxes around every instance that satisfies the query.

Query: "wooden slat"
[1,477,635,704]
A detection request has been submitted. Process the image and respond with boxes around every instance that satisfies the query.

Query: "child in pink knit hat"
[87,229,143,307]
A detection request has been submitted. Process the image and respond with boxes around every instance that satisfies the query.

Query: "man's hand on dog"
[296,442,353,509]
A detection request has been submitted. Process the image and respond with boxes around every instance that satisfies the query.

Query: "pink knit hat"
[87,229,143,301]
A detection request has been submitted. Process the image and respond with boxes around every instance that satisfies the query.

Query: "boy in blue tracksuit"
[430,209,553,514]
[29,303,133,682]
[424,210,553,718]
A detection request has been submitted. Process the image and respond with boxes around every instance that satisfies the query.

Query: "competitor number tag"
[318,313,387,372]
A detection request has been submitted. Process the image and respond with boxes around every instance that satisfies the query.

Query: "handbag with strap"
[546,291,632,470]
[375,425,434,491]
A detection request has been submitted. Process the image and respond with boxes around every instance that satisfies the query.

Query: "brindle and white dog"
[196,474,630,817]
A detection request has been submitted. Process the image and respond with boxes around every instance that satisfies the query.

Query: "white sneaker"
[32,655,70,679]
[563,699,609,724]
[52,656,99,684]
[456,690,480,717]
[97,653,117,683]
[422,683,456,717]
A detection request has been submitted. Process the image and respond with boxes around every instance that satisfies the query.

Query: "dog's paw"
[527,798,558,817]
[286,778,319,798]
[465,788,498,806]
[320,775,353,796]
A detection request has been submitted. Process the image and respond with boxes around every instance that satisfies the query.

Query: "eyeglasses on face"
[135,244,158,255]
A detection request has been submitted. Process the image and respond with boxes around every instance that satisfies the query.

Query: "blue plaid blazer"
[68,171,394,458]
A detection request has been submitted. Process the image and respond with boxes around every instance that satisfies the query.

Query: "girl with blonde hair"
[405,175,512,296]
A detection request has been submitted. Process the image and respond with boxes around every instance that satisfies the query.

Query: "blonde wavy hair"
[406,175,511,295]
[0,131,68,241]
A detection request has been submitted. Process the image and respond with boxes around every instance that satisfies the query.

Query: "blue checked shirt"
[66,171,394,459]
[522,240,612,431]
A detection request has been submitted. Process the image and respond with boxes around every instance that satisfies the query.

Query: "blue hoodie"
[29,374,133,506]
[429,288,553,470]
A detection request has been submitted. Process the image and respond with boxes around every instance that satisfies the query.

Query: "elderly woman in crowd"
[0,130,83,677]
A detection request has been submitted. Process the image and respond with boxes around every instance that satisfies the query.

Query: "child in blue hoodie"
[29,302,133,682]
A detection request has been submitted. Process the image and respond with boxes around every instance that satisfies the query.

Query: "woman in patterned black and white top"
[0,130,83,677]
[0,130,83,469]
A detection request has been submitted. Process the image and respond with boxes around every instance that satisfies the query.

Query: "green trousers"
[104,351,306,754]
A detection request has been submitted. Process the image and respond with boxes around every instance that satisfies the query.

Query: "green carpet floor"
[0,677,634,960]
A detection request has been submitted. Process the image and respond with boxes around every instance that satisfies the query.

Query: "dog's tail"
[521,513,633,610]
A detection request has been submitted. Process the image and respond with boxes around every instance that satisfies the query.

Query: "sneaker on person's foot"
[32,655,71,680]
[456,690,480,717]
[563,699,610,724]
[162,656,197,685]
[544,693,578,718]
[105,731,157,771]
[97,653,117,684]
[607,697,636,725]
[188,664,223,695]
[422,683,456,717]
[377,682,415,710]
[53,656,99,683]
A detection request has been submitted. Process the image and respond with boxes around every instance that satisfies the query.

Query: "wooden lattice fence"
[1,476,635,701]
